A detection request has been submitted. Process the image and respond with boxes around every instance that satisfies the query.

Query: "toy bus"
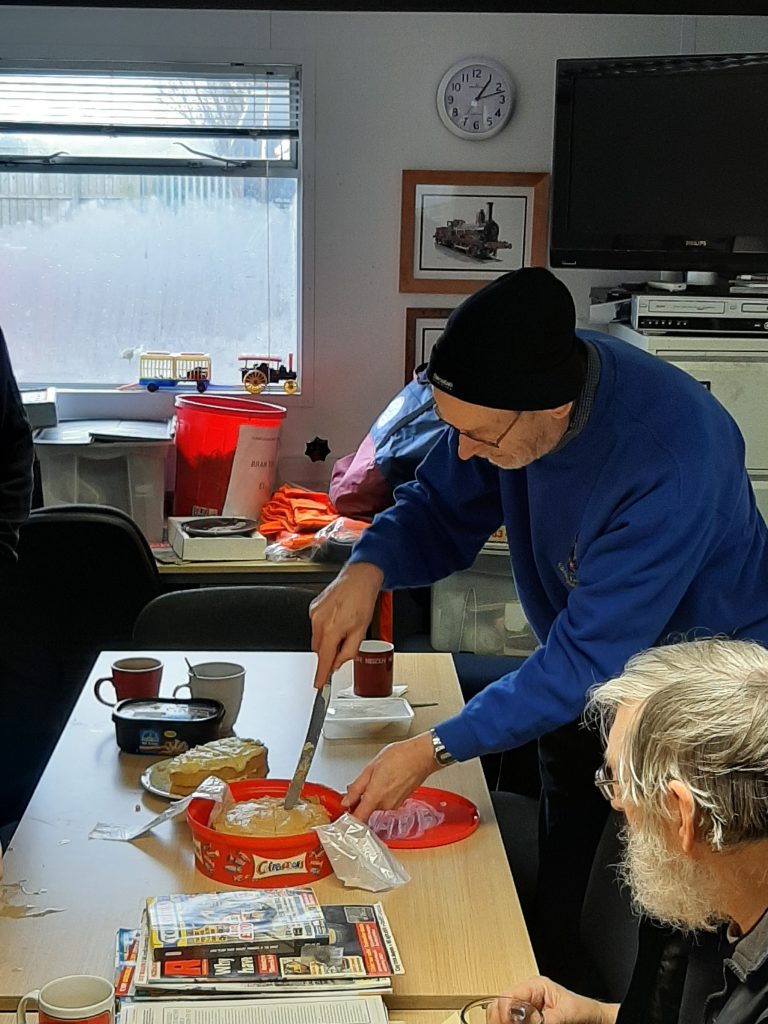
[139,352,211,393]
[238,354,298,394]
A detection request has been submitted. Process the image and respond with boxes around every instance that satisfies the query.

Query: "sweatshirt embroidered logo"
[557,543,579,588]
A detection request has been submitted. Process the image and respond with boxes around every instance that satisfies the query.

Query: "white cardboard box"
[168,517,268,562]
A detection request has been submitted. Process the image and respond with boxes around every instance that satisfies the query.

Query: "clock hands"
[472,74,493,105]
[471,75,505,109]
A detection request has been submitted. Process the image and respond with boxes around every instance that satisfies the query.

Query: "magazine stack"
[116,888,404,1003]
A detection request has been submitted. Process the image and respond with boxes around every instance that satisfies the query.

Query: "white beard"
[619,820,728,933]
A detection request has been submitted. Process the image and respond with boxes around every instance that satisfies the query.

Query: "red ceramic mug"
[353,640,394,697]
[17,976,115,1024]
[94,657,163,707]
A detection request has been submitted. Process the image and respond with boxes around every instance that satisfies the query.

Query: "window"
[0,65,302,391]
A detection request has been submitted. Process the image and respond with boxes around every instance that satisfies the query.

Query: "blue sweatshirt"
[350,332,768,761]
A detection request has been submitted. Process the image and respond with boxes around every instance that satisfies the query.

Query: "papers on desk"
[36,419,174,444]
[120,996,388,1024]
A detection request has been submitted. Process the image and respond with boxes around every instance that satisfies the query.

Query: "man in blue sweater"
[309,267,768,985]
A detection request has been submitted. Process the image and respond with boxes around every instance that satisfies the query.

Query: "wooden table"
[0,653,535,1011]
[155,552,340,589]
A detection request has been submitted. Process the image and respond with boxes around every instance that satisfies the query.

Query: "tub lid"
[112,697,224,723]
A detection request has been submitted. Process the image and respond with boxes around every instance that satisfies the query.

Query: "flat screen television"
[549,52,768,279]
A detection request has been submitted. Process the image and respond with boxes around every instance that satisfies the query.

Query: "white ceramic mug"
[17,976,115,1024]
[173,661,245,733]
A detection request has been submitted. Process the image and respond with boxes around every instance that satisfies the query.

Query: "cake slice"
[166,736,269,795]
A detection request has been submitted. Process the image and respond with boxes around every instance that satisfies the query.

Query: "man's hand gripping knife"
[310,561,384,688]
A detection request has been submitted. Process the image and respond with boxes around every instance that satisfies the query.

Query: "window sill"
[33,385,299,422]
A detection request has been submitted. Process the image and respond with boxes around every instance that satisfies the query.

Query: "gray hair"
[587,638,768,850]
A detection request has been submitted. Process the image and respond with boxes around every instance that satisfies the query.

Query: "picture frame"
[399,169,549,294]
[404,306,453,384]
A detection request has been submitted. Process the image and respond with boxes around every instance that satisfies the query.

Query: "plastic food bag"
[368,798,445,841]
[90,776,229,841]
[314,812,410,892]
[265,516,370,563]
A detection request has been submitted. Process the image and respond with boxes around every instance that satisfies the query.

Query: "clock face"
[437,58,515,140]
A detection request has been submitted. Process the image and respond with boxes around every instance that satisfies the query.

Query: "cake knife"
[283,678,332,810]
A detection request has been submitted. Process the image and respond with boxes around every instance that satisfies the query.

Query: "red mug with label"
[353,640,395,697]
[94,657,163,707]
[17,976,115,1024]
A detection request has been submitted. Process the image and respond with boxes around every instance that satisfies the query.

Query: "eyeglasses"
[455,412,522,450]
[594,762,618,802]
[460,997,542,1024]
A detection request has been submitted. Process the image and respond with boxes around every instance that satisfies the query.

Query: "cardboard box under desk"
[168,517,268,561]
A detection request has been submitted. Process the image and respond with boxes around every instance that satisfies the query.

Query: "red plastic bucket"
[173,396,286,517]
[186,779,344,888]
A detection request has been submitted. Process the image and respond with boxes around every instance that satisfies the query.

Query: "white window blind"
[0,64,302,388]
[0,67,301,170]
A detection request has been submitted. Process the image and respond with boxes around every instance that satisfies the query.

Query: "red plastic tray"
[375,786,480,849]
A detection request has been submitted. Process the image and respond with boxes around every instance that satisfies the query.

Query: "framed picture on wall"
[404,306,453,384]
[399,170,549,294]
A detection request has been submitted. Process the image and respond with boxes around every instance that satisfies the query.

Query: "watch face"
[438,59,515,139]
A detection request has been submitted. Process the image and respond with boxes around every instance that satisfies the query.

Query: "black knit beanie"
[426,267,584,411]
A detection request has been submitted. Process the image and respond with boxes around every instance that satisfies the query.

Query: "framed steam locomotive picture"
[399,170,549,294]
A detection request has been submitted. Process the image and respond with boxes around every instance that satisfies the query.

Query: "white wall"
[2,6,767,487]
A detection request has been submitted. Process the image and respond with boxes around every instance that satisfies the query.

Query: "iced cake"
[210,794,330,837]
[165,736,269,795]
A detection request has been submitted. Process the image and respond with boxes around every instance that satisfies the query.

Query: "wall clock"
[437,57,516,140]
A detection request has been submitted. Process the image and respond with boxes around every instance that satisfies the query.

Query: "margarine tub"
[112,697,224,755]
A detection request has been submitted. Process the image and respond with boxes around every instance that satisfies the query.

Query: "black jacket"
[0,327,33,571]
[618,913,768,1024]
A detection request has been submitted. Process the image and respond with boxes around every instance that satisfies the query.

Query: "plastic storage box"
[431,546,538,657]
[35,423,171,542]
[323,697,415,739]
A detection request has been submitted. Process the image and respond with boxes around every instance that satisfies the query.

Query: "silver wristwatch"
[430,728,456,767]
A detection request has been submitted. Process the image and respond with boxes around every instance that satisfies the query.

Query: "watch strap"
[430,728,457,767]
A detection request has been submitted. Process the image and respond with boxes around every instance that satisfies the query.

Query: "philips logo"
[684,240,708,247]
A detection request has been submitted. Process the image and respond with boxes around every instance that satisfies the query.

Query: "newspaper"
[119,996,388,1024]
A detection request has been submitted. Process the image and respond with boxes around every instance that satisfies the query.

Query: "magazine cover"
[279,905,404,979]
[146,889,328,961]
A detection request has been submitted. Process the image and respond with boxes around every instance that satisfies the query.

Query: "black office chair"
[491,795,639,1002]
[0,504,161,829]
[579,811,640,1001]
[132,585,316,651]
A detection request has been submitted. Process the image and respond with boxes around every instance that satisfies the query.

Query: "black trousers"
[531,718,610,991]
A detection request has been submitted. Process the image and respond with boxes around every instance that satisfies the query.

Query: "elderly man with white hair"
[489,638,768,1024]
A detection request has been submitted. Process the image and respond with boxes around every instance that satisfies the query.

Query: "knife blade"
[283,679,332,810]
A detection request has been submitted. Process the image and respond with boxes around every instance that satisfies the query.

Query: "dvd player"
[632,294,768,335]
